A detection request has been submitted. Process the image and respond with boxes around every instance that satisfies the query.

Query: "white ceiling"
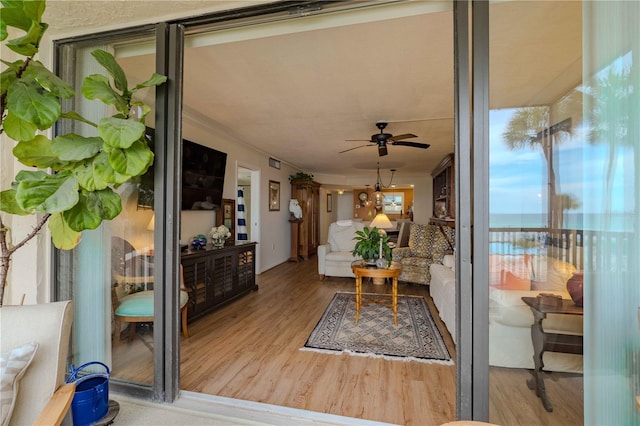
[48,1,581,189]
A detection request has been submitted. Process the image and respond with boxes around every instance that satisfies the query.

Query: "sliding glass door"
[55,24,184,399]
[485,1,639,424]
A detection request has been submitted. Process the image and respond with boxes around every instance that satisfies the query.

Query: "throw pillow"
[533,258,577,292]
[329,224,357,252]
[0,342,38,426]
[408,223,432,258]
[499,270,531,290]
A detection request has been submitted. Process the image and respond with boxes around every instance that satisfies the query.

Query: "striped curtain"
[237,187,248,240]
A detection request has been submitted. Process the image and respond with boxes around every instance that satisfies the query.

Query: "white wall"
[336,191,354,220]
[181,114,295,273]
[411,174,433,224]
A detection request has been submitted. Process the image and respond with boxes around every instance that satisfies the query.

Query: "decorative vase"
[375,257,388,269]
[212,237,225,248]
[191,234,208,250]
[566,272,584,307]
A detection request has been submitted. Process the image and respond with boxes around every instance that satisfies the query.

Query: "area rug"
[302,292,452,364]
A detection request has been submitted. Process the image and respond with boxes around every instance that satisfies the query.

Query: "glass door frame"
[53,22,184,401]
[52,0,493,417]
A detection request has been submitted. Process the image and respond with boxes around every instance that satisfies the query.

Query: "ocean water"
[490,213,635,232]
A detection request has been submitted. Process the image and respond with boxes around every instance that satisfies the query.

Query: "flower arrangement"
[209,225,231,248]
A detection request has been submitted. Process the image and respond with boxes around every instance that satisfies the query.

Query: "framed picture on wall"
[216,198,235,238]
[269,180,280,211]
[327,193,332,212]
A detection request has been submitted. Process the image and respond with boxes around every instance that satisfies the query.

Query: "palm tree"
[502,106,574,229]
[554,193,581,229]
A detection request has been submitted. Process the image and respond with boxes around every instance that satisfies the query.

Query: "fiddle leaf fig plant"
[0,0,167,304]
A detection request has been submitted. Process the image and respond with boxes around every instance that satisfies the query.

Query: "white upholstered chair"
[317,220,366,280]
[1,301,74,425]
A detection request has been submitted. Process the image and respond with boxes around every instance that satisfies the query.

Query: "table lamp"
[370,213,393,267]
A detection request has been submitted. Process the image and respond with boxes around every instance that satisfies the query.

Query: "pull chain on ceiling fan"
[340,121,430,157]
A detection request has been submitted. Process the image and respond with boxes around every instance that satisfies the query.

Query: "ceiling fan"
[340,121,430,157]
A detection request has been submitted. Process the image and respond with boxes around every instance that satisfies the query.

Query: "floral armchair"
[392,223,454,285]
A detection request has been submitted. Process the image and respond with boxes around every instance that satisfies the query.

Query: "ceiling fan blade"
[339,144,372,154]
[388,133,417,141]
[391,141,431,149]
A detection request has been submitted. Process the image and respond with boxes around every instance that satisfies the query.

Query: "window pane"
[488,2,584,423]
[56,40,157,387]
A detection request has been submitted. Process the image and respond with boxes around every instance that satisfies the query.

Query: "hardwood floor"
[113,259,583,425]
[180,260,455,425]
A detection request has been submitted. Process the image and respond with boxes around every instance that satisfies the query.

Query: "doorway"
[237,164,261,273]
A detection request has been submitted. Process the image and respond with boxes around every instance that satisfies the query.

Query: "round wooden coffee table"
[351,260,402,326]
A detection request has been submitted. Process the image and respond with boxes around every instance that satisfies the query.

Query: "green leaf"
[133,73,167,90]
[108,139,153,176]
[26,60,75,98]
[0,62,19,94]
[52,134,103,161]
[73,160,101,191]
[81,74,128,113]
[5,20,44,56]
[93,150,129,185]
[91,49,128,93]
[0,5,32,32]
[7,78,61,129]
[0,189,28,215]
[13,135,66,169]
[0,21,6,43]
[62,192,102,231]
[98,117,145,149]
[60,110,97,127]
[14,169,48,182]
[85,151,111,189]
[48,212,81,250]
[21,0,46,22]
[16,172,79,213]
[90,188,122,220]
[3,110,37,141]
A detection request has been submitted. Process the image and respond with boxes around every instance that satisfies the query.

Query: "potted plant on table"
[352,226,391,268]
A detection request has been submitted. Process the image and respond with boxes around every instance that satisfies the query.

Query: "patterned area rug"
[303,292,452,364]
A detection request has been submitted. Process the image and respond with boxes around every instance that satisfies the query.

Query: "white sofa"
[428,253,583,373]
[318,220,366,280]
[430,254,457,343]
[488,254,583,372]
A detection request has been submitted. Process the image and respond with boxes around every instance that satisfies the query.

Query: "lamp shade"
[370,213,393,229]
[147,214,155,231]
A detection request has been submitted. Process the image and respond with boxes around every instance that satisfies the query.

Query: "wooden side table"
[351,260,402,326]
[521,296,583,412]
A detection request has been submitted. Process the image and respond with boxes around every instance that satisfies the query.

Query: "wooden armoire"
[290,178,320,260]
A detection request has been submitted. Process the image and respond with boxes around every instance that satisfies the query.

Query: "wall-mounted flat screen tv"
[181,139,227,211]
[136,128,227,211]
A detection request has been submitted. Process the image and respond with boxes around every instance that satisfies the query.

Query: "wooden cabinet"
[290,178,320,260]
[432,153,455,220]
[181,242,257,322]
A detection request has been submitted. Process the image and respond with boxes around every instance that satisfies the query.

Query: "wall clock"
[358,191,369,204]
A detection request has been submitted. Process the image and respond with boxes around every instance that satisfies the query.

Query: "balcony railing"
[489,227,631,273]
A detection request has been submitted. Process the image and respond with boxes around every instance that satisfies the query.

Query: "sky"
[489,108,634,216]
